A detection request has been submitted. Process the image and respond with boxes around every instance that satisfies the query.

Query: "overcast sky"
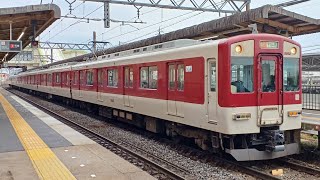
[3,0,320,53]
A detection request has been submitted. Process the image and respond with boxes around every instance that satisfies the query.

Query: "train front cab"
[218,34,301,161]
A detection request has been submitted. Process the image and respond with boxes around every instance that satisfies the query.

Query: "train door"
[257,55,283,126]
[79,70,84,98]
[167,64,176,115]
[167,63,184,117]
[207,59,217,124]
[123,66,133,107]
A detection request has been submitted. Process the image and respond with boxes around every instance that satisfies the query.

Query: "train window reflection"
[230,57,253,93]
[86,70,94,86]
[177,64,184,91]
[283,58,299,91]
[210,62,216,92]
[261,60,276,92]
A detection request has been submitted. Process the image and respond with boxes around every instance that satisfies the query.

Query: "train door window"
[56,73,60,83]
[124,67,133,88]
[168,64,175,90]
[230,57,253,93]
[48,74,52,84]
[66,73,70,85]
[177,64,184,91]
[86,70,94,86]
[80,71,85,86]
[73,71,78,85]
[108,69,118,87]
[261,60,276,92]
[209,62,216,91]
[98,69,103,86]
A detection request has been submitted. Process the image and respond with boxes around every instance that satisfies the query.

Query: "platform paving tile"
[0,150,38,180]
[1,94,72,148]
[52,144,156,180]
[10,95,95,146]
[0,105,24,153]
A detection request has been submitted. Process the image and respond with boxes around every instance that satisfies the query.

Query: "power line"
[44,4,104,42]
[41,1,85,40]
[125,10,206,43]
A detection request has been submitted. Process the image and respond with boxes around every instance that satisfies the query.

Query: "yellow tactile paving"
[0,93,76,180]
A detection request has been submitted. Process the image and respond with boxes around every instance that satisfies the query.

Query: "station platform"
[0,88,155,180]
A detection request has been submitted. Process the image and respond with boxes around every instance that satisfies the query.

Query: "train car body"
[9,34,302,161]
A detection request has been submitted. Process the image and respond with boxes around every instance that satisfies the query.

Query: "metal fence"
[302,85,320,110]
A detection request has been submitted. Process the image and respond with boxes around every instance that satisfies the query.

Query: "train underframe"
[11,85,301,161]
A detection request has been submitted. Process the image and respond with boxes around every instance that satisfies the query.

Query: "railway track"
[7,87,319,180]
[277,158,320,177]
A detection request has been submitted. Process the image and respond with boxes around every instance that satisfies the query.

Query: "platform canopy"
[0,4,61,65]
[39,4,320,69]
[303,53,320,71]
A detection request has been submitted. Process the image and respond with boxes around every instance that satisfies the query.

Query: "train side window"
[209,62,216,92]
[56,73,60,83]
[149,66,158,89]
[98,69,103,86]
[125,67,133,88]
[108,69,118,87]
[140,67,148,88]
[140,66,158,89]
[177,64,184,91]
[86,70,94,86]
[168,64,175,90]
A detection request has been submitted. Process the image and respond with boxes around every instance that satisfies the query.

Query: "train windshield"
[283,58,300,91]
[230,57,254,93]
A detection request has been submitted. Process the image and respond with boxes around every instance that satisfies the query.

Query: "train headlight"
[235,45,242,54]
[290,47,297,55]
[232,113,251,120]
[288,110,301,117]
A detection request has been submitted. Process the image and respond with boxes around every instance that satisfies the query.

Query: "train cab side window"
[98,69,104,86]
[210,62,216,92]
[177,64,184,91]
[230,57,253,93]
[86,70,94,86]
[140,66,158,89]
[125,67,133,88]
[108,69,118,87]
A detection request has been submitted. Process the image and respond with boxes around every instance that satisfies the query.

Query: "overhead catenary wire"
[44,4,104,42]
[41,1,85,40]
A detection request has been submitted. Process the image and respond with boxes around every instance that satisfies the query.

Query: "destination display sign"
[0,40,22,52]
[260,41,279,49]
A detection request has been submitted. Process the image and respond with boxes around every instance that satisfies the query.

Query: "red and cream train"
[9,34,302,161]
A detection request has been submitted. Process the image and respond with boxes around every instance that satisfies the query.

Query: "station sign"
[13,51,33,61]
[0,40,22,52]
